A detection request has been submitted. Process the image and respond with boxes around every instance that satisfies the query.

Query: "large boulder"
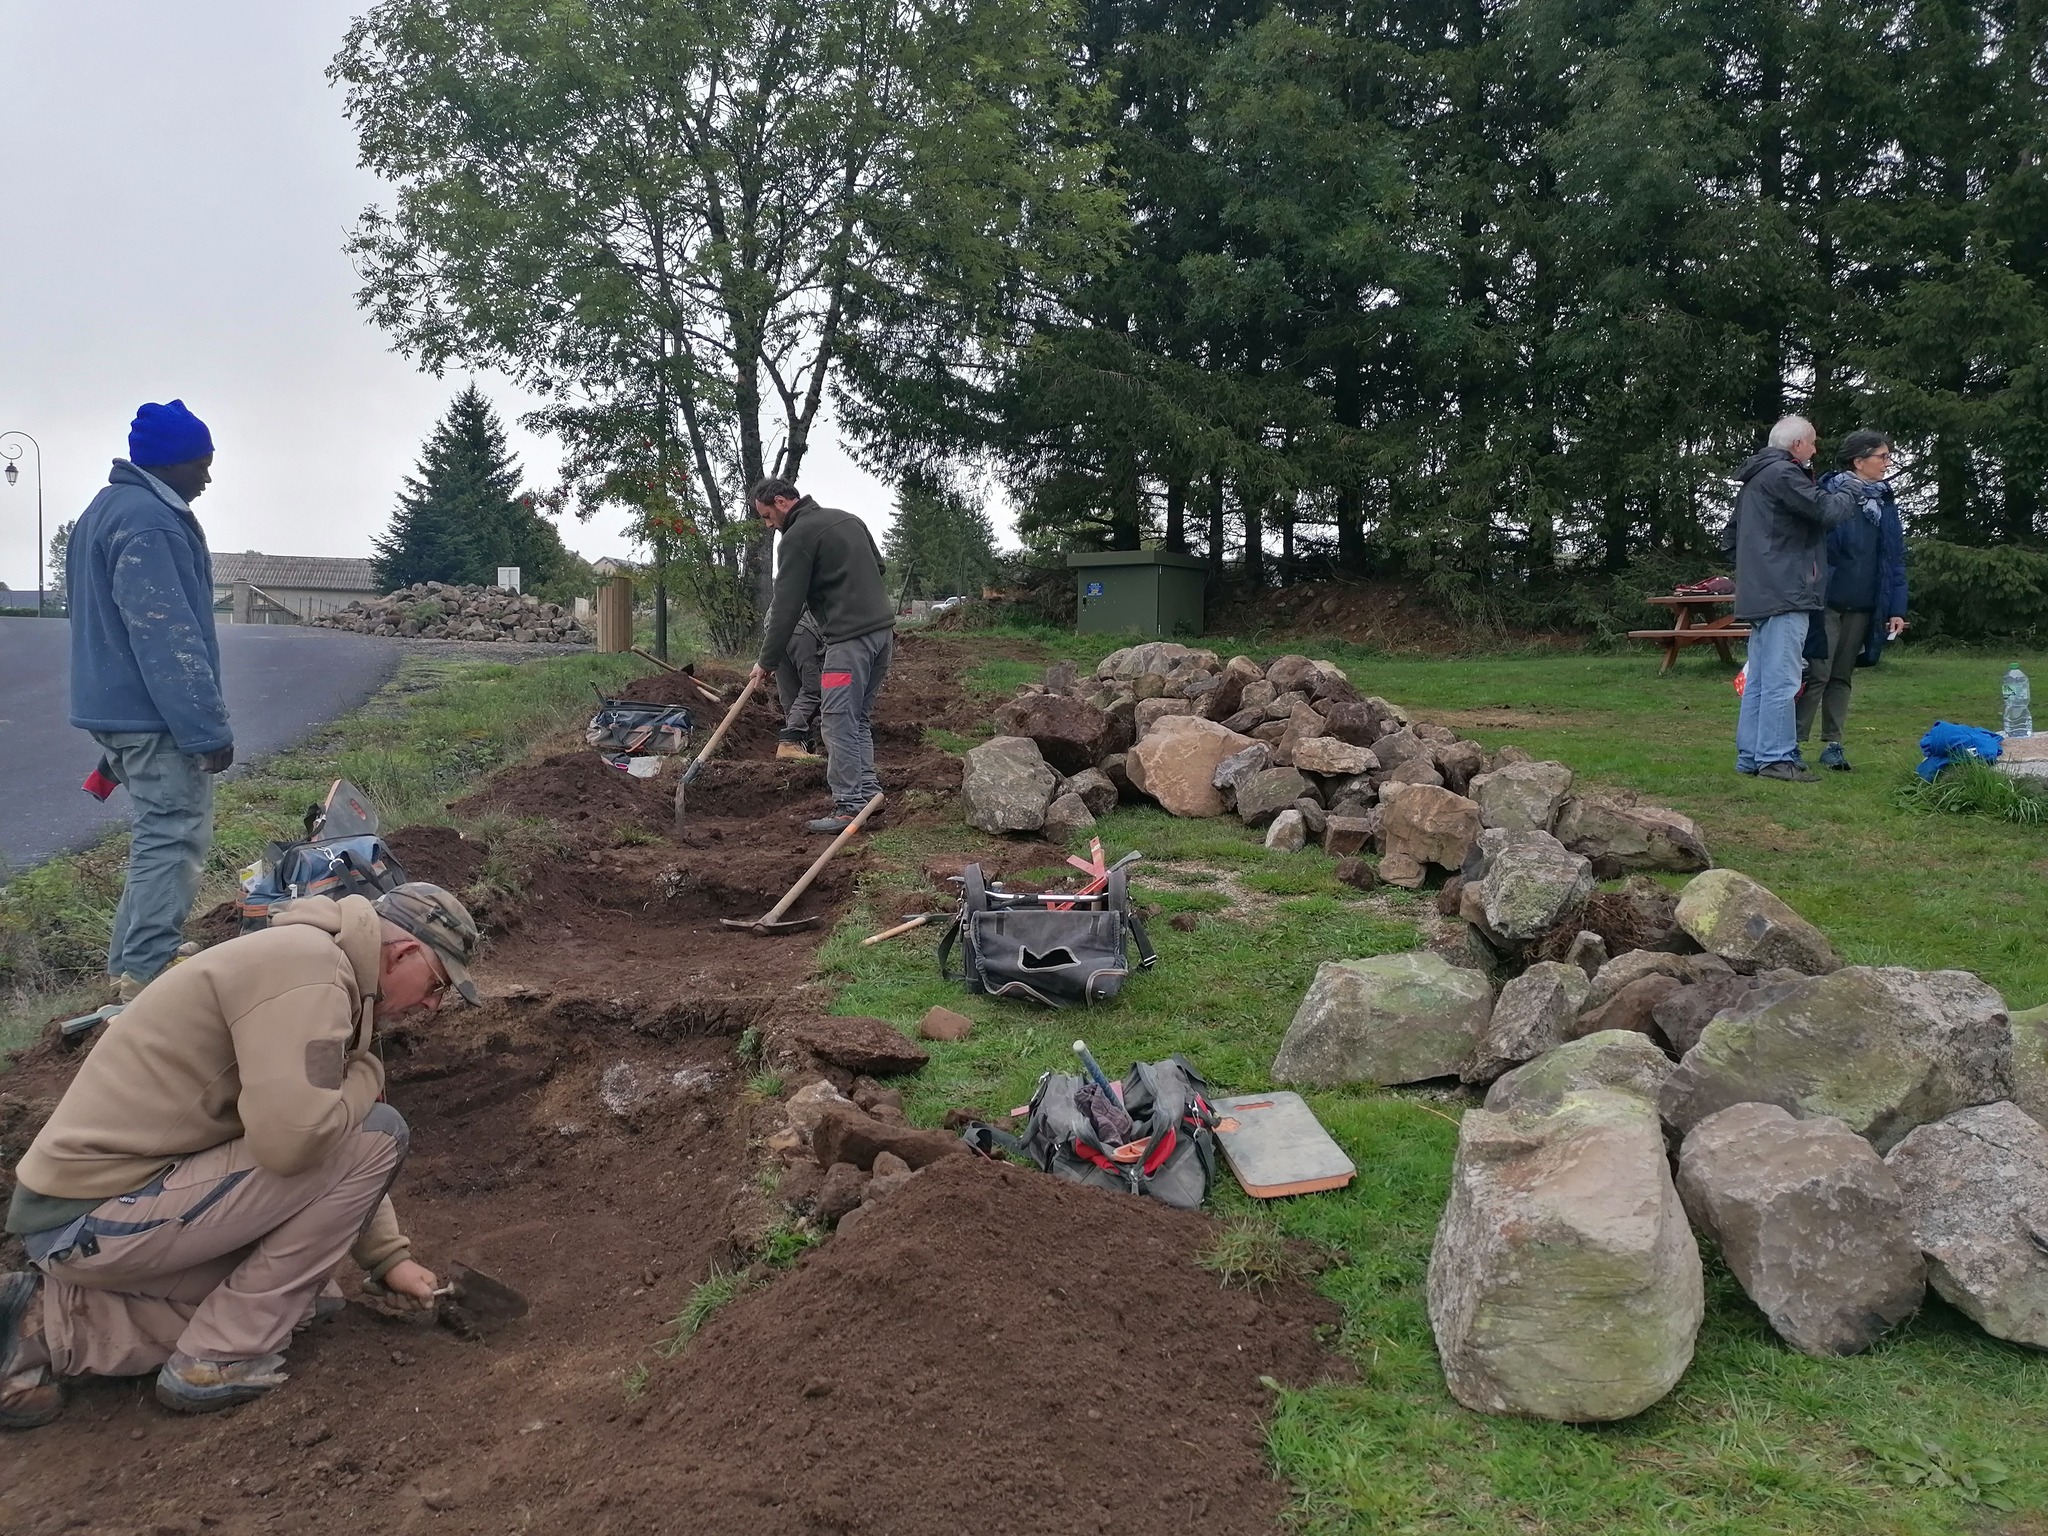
[1292,736,1378,778]
[1458,829,1595,951]
[1235,767,1313,828]
[1125,715,1257,818]
[1428,1089,1704,1421]
[990,693,1131,776]
[1469,760,1574,834]
[1264,654,1322,694]
[1197,655,1265,721]
[1462,960,1592,1085]
[1484,1031,1676,1116]
[1434,739,1486,797]
[1272,951,1493,1087]
[1264,809,1309,853]
[1572,973,1684,1046]
[1885,1101,2048,1347]
[1095,642,1218,684]
[1210,742,1272,805]
[1322,700,1388,747]
[961,736,1058,834]
[1674,869,1839,975]
[1677,1103,1924,1357]
[1660,967,2014,1152]
[2010,1004,2048,1129]
[1651,969,1807,1057]
[1555,794,1711,879]
[1041,792,1096,844]
[1058,767,1120,818]
[1582,949,1729,1011]
[1377,784,1483,889]
[1133,697,1196,737]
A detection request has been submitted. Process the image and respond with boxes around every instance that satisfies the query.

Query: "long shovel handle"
[756,794,885,928]
[681,675,762,788]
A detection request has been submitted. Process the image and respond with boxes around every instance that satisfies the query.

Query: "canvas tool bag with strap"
[959,1055,1219,1209]
[585,697,696,755]
[936,862,1156,1008]
[238,834,410,932]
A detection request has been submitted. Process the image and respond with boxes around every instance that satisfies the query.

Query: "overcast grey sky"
[0,0,899,595]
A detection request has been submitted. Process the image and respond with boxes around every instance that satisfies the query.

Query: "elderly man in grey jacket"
[1725,416,1857,781]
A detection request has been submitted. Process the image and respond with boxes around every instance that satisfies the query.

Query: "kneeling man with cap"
[0,882,481,1423]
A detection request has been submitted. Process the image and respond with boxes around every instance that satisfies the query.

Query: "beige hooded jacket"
[6,895,409,1277]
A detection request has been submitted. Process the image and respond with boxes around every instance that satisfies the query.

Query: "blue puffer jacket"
[67,462,232,754]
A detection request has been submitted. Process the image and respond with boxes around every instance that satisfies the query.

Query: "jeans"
[777,622,827,744]
[1735,612,1810,773]
[1796,608,1873,745]
[92,730,216,984]
[821,629,893,813]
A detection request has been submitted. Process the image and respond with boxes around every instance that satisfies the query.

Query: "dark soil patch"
[0,635,1337,1535]
[571,1158,1340,1536]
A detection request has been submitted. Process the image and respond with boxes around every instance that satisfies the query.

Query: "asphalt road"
[0,619,401,876]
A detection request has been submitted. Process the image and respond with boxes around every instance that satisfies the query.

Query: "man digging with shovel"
[1,883,480,1424]
[747,478,895,833]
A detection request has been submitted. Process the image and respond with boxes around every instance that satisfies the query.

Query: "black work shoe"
[1758,761,1819,782]
[0,1272,61,1430]
[155,1351,289,1414]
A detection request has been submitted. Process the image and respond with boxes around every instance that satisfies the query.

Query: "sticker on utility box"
[1085,581,1104,597]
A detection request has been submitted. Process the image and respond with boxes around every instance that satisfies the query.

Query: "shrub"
[1906,540,2048,645]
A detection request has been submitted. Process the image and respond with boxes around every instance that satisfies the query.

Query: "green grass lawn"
[830,630,2048,1535]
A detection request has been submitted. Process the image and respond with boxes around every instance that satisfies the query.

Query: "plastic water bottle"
[2002,665,2032,738]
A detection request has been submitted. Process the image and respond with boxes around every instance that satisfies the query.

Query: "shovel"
[673,674,763,829]
[721,793,884,935]
[431,1262,531,1339]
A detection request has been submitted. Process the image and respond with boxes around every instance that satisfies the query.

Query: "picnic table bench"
[1629,594,1751,673]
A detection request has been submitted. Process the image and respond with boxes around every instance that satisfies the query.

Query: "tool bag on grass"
[238,835,411,932]
[585,698,696,755]
[936,862,1156,1008]
[959,1056,1219,1208]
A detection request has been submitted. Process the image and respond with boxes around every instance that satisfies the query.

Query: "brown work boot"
[0,1272,61,1430]
[156,1351,289,1414]
[775,741,823,762]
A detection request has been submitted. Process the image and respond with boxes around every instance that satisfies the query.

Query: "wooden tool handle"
[759,794,885,927]
[861,913,931,946]
[681,675,761,786]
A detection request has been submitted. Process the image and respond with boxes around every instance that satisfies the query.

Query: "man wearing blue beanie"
[67,401,233,1003]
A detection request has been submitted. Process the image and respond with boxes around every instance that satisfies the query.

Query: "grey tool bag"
[936,862,1156,1008]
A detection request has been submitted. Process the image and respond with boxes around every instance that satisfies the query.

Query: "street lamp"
[0,431,44,617]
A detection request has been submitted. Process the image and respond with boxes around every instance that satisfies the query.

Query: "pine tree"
[885,475,1000,599]
[373,386,564,590]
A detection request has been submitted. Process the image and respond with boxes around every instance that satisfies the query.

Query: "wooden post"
[596,576,634,653]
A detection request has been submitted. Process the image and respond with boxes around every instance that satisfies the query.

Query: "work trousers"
[1796,608,1874,745]
[1735,611,1810,773]
[778,622,827,745]
[821,628,893,814]
[30,1105,408,1377]
[91,729,215,986]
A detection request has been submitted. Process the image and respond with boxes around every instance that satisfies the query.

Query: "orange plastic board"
[1212,1092,1355,1198]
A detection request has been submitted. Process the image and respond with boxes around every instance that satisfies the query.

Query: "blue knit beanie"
[128,400,214,468]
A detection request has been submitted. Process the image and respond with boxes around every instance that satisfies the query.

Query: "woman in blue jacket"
[1797,429,1909,769]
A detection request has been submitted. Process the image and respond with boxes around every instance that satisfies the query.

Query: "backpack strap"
[958,1122,1027,1159]
[936,914,966,982]
[962,863,989,914]
[1108,868,1157,969]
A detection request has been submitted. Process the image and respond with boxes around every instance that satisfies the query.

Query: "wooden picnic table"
[1629,594,1752,673]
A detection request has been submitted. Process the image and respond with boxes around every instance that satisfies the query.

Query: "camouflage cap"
[374,882,481,1005]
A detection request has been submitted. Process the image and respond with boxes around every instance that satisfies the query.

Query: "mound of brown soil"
[622,1157,1339,1535]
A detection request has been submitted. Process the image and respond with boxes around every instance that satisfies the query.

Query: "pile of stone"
[1269,865,2048,1422]
[963,644,1709,916]
[309,581,592,643]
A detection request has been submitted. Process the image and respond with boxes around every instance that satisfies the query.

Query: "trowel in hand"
[431,1262,531,1339]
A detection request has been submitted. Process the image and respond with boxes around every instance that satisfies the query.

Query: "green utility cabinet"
[1068,549,1207,637]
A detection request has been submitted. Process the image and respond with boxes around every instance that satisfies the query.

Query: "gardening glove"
[199,745,235,774]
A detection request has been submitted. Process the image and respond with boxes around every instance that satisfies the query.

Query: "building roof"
[211,552,379,592]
